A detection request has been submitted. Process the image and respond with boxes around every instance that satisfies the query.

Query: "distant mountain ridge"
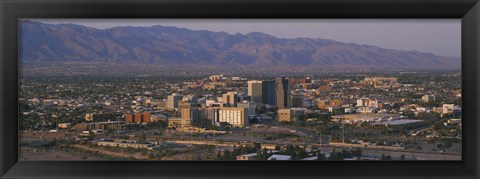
[20,20,460,70]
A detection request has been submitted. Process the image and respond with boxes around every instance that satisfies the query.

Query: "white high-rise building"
[206,107,249,127]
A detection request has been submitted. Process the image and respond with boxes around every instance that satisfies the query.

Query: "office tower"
[262,80,276,106]
[180,107,201,126]
[223,92,238,107]
[248,80,263,103]
[167,93,183,109]
[237,101,256,116]
[276,77,292,108]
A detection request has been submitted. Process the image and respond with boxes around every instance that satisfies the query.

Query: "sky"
[29,19,461,57]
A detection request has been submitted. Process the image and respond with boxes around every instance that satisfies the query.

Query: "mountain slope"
[20,20,460,70]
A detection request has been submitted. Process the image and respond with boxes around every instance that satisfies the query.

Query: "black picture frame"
[1,0,479,178]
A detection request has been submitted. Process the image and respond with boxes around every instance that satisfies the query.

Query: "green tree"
[87,130,95,140]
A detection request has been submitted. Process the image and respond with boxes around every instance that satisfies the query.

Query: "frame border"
[1,0,479,178]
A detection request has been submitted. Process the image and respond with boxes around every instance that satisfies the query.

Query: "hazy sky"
[30,19,461,57]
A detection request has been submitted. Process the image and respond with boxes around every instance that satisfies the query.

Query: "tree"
[256,148,269,160]
[316,153,326,160]
[381,154,392,160]
[352,148,362,159]
[222,150,232,160]
[87,130,95,140]
[433,122,444,131]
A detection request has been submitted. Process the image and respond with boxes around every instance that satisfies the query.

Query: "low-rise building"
[125,111,151,124]
[267,154,292,160]
[277,108,305,122]
[57,123,71,129]
[168,117,191,128]
[97,140,157,150]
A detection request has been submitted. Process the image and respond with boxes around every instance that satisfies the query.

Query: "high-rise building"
[205,107,249,127]
[237,101,256,116]
[248,80,263,104]
[180,107,201,126]
[167,93,183,109]
[276,77,292,108]
[223,92,238,107]
[262,80,276,106]
[248,80,276,105]
[217,107,249,127]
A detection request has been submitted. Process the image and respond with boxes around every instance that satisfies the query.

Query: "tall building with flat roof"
[223,92,238,107]
[248,80,263,104]
[180,107,201,126]
[237,101,256,116]
[276,77,292,108]
[167,93,183,109]
[217,107,249,127]
[206,107,249,127]
[262,80,276,106]
[248,80,276,106]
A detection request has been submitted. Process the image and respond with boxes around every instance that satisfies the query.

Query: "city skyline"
[18,19,462,161]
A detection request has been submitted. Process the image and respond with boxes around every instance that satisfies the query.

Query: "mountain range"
[20,20,460,70]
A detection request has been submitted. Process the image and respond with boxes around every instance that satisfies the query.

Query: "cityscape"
[19,20,462,161]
